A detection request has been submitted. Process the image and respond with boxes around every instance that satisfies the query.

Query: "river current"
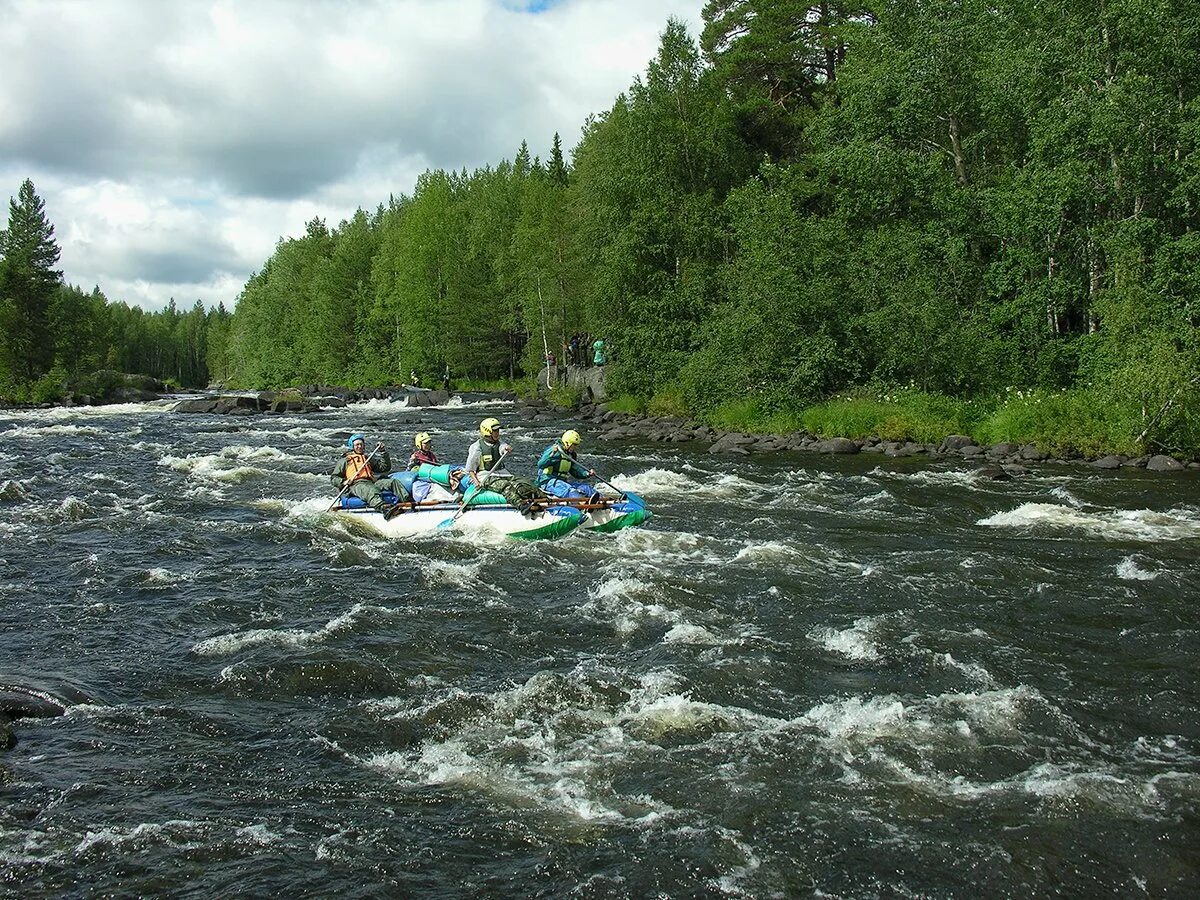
[1,397,1197,897]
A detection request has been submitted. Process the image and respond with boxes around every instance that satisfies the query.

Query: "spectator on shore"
[592,338,607,367]
[410,369,421,387]
[442,364,451,392]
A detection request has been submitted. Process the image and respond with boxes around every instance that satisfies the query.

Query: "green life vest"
[541,443,574,478]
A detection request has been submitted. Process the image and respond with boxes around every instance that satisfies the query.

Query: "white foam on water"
[608,527,723,566]
[1,401,171,424]
[192,602,398,656]
[160,444,300,484]
[235,824,283,845]
[935,653,995,686]
[662,624,719,645]
[611,467,699,496]
[0,423,103,438]
[1050,486,1084,507]
[810,617,883,661]
[442,395,515,408]
[876,468,982,488]
[584,575,685,635]
[1117,556,1159,581]
[361,667,772,825]
[421,557,484,589]
[75,820,205,854]
[144,567,189,587]
[856,489,895,506]
[978,503,1200,541]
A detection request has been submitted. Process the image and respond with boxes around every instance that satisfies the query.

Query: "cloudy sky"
[0,0,704,310]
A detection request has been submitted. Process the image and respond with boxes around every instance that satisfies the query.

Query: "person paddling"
[331,433,408,519]
[536,430,600,500]
[408,432,438,470]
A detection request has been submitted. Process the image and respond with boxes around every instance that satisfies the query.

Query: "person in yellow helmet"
[408,432,438,470]
[465,418,512,477]
[535,429,599,499]
[464,417,544,517]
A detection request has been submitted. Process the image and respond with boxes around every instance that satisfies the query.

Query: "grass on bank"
[603,385,1164,458]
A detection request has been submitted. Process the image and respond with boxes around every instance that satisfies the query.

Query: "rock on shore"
[538,400,1198,475]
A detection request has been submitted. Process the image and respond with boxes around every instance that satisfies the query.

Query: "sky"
[0,0,705,311]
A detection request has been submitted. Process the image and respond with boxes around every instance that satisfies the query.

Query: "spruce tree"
[0,179,63,382]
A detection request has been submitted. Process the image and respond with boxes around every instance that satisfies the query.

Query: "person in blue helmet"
[535,430,600,499]
[330,433,408,519]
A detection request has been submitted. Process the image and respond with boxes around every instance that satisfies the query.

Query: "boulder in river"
[1146,454,1185,472]
[815,438,859,454]
[1092,455,1125,469]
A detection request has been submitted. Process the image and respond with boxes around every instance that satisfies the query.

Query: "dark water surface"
[1,398,1198,897]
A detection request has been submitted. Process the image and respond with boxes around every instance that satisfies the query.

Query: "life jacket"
[478,439,504,472]
[408,448,438,470]
[344,451,375,484]
[541,443,575,478]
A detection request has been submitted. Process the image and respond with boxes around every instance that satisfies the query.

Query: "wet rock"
[1019,444,1046,461]
[987,442,1021,459]
[960,445,985,458]
[1002,464,1030,477]
[1123,456,1149,468]
[1092,455,1125,469]
[0,685,67,750]
[1146,454,1184,472]
[708,432,758,454]
[815,438,859,454]
[975,465,1011,481]
[940,435,976,452]
[173,398,220,414]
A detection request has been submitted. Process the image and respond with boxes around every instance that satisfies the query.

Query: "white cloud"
[0,0,704,310]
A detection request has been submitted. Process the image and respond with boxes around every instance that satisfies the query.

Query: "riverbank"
[524,395,1200,475]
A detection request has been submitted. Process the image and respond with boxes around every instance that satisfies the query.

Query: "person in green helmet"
[536,429,600,499]
[331,433,409,519]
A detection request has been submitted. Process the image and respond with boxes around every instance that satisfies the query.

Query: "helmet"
[415,432,431,448]
[480,417,501,437]
[561,429,581,449]
[346,433,365,449]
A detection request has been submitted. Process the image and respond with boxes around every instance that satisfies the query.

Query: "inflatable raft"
[332,486,649,540]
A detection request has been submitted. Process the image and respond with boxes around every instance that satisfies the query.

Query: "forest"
[3,1,1198,455]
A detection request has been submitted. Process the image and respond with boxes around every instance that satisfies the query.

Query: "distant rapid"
[1,398,1198,897]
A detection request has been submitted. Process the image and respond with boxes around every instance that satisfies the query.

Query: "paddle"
[436,449,512,529]
[327,442,385,512]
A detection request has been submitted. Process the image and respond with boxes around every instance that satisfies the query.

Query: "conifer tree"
[0,180,62,382]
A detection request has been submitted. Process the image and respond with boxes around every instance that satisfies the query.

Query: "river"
[1,397,1198,897]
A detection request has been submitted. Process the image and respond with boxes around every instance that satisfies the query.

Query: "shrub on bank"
[799,389,980,442]
[606,394,648,415]
[976,388,1141,457]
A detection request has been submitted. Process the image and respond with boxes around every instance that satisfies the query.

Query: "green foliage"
[605,394,647,415]
[547,382,583,409]
[800,390,982,443]
[29,365,68,404]
[977,389,1142,458]
[646,387,691,418]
